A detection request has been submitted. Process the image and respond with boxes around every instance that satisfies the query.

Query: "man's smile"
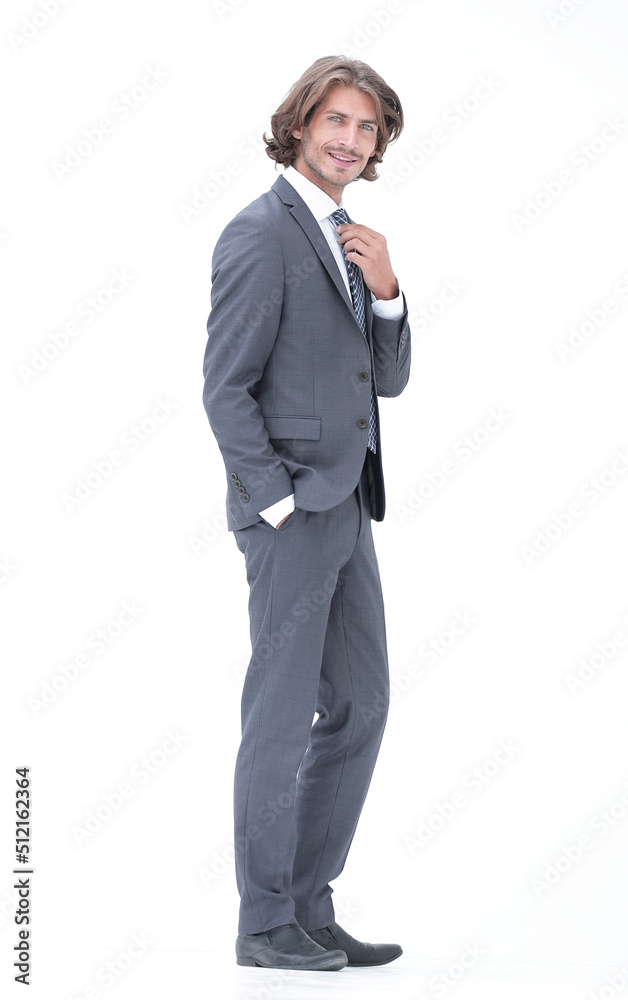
[328,151,358,167]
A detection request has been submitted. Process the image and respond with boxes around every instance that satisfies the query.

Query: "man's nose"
[336,125,360,150]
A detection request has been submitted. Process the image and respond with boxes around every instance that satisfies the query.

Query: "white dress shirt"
[259,164,405,527]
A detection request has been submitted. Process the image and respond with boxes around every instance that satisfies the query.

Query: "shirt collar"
[283,164,346,223]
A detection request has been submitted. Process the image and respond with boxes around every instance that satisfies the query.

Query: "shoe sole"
[237,955,347,971]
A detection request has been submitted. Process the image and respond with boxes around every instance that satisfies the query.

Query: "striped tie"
[330,208,377,453]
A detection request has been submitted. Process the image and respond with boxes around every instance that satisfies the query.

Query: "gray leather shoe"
[236,922,347,970]
[308,920,402,967]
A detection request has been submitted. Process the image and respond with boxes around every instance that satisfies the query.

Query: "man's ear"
[292,128,302,140]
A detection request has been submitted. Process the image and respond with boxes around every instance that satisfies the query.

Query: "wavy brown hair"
[264,56,404,182]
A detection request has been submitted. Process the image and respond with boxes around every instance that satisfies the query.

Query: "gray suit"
[202,172,410,935]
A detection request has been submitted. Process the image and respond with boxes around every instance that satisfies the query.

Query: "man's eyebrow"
[324,108,379,126]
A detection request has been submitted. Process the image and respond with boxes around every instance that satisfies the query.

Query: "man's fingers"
[336,223,383,246]
[342,239,369,258]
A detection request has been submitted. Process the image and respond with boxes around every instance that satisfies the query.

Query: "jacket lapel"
[271,175,365,334]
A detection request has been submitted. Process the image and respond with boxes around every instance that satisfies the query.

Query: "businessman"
[202,55,411,971]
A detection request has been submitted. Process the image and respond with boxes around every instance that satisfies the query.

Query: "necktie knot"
[331,208,349,227]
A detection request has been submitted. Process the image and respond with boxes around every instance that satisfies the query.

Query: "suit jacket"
[202,173,411,531]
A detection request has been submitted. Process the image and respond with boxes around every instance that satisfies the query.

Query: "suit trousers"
[232,460,390,935]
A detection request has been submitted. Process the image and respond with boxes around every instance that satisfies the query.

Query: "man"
[202,55,411,972]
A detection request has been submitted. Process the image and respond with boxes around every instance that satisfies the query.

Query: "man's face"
[292,85,379,201]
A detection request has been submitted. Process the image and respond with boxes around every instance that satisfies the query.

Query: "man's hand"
[276,513,292,529]
[335,223,399,301]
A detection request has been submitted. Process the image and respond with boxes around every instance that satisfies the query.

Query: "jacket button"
[234,479,242,488]
[357,417,368,429]
[229,472,238,481]
[242,494,250,502]
[358,370,370,382]
[237,486,246,495]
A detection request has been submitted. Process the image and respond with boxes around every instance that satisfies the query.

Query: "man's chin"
[297,155,361,190]
[321,162,362,185]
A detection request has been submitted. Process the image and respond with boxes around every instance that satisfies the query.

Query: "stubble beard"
[298,127,364,192]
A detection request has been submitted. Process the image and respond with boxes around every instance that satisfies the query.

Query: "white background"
[2,0,628,997]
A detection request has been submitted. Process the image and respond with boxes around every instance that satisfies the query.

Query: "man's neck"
[291,162,344,204]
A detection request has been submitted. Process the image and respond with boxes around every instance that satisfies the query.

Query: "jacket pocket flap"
[263,415,321,440]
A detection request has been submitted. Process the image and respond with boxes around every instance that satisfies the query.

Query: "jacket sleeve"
[371,291,411,398]
[202,211,294,513]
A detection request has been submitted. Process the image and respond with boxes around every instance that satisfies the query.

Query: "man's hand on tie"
[334,223,399,301]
